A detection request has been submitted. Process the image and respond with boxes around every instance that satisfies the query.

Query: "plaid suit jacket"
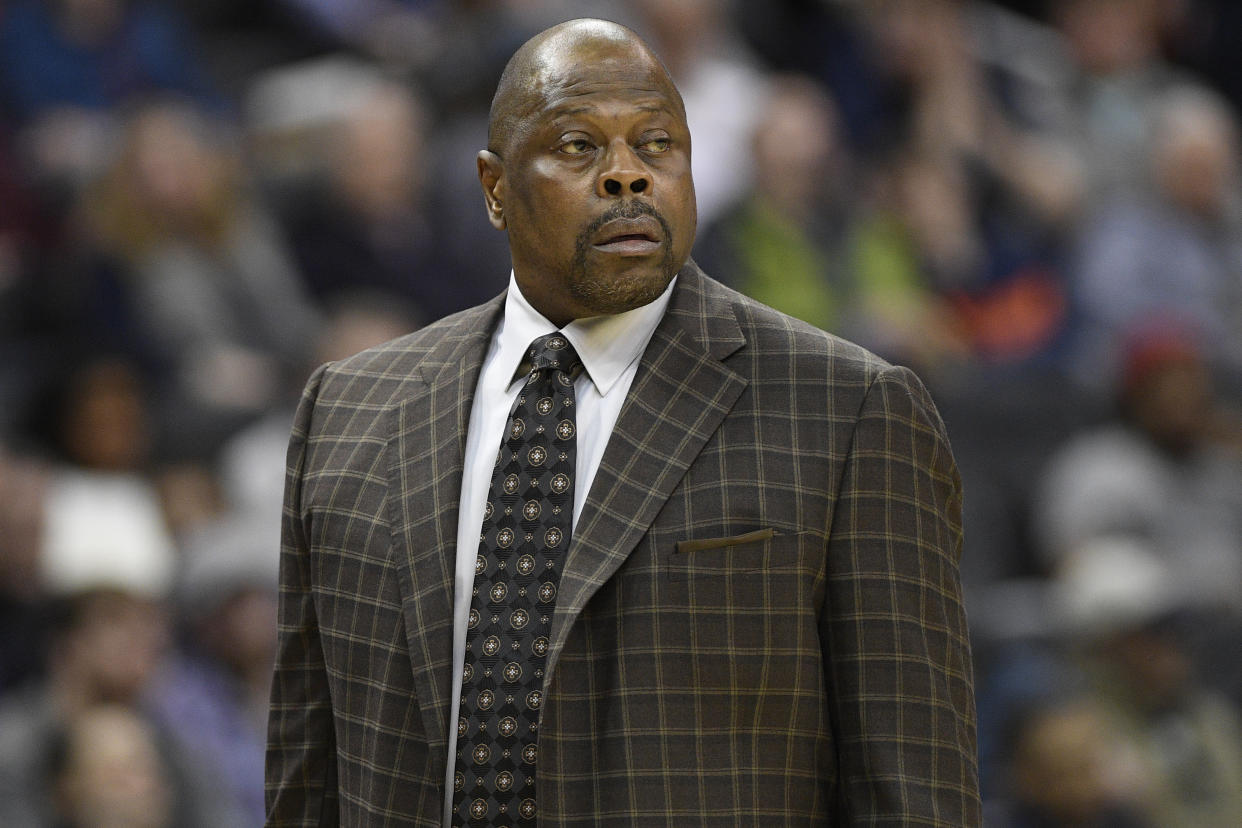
[266,262,980,826]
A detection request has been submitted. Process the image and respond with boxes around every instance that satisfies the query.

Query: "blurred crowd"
[0,0,1241,825]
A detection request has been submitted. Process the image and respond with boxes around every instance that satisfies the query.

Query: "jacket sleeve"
[266,364,340,827]
[820,364,981,825]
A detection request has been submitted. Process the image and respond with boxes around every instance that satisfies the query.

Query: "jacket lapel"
[388,297,503,764]
[546,264,748,679]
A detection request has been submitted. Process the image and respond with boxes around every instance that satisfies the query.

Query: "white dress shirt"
[443,273,676,824]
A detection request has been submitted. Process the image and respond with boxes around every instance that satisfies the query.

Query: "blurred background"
[0,0,1240,825]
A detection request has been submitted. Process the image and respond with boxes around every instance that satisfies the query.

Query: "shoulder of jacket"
[314,301,497,400]
[695,269,893,384]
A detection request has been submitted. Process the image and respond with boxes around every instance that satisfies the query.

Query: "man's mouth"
[591,217,663,255]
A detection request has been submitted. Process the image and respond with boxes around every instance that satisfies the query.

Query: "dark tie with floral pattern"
[452,332,581,826]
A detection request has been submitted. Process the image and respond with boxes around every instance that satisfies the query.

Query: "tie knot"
[525,332,582,378]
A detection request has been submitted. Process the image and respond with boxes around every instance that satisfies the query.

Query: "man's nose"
[597,142,652,197]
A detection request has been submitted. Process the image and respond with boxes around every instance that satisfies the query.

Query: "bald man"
[266,19,980,827]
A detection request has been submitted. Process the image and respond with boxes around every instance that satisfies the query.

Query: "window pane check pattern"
[453,332,581,826]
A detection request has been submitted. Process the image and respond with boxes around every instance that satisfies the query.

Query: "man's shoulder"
[311,296,502,403]
[335,299,500,373]
[687,265,892,382]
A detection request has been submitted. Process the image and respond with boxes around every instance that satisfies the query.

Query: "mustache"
[578,200,673,247]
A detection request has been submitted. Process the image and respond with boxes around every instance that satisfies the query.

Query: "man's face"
[481,45,696,325]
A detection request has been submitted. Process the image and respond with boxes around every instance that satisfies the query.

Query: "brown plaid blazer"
[266,262,980,826]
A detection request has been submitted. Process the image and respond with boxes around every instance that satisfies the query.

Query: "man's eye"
[640,137,671,153]
[561,139,592,155]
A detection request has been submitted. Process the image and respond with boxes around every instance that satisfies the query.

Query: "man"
[266,18,979,827]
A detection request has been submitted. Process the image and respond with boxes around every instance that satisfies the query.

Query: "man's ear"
[478,150,506,230]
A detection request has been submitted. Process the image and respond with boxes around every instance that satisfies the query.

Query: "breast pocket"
[667,527,807,581]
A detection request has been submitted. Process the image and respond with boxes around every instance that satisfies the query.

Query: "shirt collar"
[496,271,677,397]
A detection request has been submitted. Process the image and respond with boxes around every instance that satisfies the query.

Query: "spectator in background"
[0,1,221,270]
[694,75,852,333]
[24,355,179,592]
[1054,538,1242,828]
[36,356,152,474]
[987,695,1153,827]
[1036,324,1242,611]
[44,704,176,828]
[23,351,230,548]
[25,353,197,540]
[720,1,1080,387]
[275,76,490,320]
[81,99,321,448]
[845,148,977,374]
[1069,88,1242,391]
[695,72,971,373]
[1048,0,1209,202]
[844,0,1078,372]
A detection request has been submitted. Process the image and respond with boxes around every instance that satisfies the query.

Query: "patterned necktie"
[453,332,581,826]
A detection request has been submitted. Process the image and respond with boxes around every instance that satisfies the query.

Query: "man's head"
[478,19,697,326]
[1150,88,1238,220]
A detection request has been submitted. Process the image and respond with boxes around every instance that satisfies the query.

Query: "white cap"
[40,470,176,599]
[1054,535,1181,638]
